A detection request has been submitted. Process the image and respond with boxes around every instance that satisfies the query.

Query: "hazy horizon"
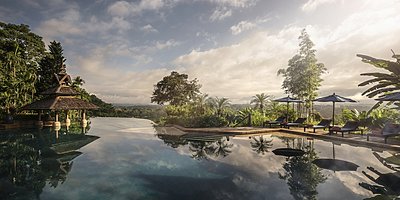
[2,0,399,104]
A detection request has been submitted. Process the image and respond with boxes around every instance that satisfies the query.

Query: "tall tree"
[36,41,66,93]
[151,71,201,105]
[250,93,270,114]
[0,22,46,115]
[357,51,400,110]
[278,29,326,118]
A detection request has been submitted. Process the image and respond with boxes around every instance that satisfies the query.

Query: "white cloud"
[209,0,258,8]
[140,24,158,33]
[209,7,232,21]
[230,20,256,35]
[36,8,132,41]
[155,39,180,50]
[301,0,337,12]
[107,0,166,17]
[170,0,400,104]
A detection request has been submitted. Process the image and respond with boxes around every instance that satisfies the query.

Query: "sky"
[1,0,400,104]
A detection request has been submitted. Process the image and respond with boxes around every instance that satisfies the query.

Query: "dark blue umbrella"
[375,92,400,101]
[314,93,356,126]
[274,96,303,122]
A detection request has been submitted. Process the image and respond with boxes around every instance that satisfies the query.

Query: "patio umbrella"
[312,142,359,171]
[375,92,400,101]
[313,93,356,126]
[274,96,303,122]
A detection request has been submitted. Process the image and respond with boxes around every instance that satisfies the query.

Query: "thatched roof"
[41,85,80,95]
[22,96,98,110]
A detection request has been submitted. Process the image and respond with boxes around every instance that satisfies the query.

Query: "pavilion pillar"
[53,111,61,128]
[81,110,87,128]
[65,110,71,126]
[35,110,43,127]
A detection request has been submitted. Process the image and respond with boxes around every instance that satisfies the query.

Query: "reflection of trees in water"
[277,136,311,150]
[250,136,273,155]
[0,129,94,199]
[279,143,326,200]
[208,138,233,158]
[189,138,233,160]
[156,134,188,148]
[360,152,400,199]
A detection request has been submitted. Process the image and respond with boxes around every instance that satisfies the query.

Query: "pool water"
[1,117,399,200]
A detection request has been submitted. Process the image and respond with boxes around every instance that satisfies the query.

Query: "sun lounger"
[304,119,332,133]
[382,123,400,143]
[263,116,285,128]
[282,118,307,129]
[330,121,362,137]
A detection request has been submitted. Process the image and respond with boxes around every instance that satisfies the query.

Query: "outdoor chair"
[282,118,307,129]
[330,121,362,137]
[263,116,286,128]
[304,119,332,133]
[367,123,400,143]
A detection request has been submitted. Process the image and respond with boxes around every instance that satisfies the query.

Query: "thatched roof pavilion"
[22,71,98,128]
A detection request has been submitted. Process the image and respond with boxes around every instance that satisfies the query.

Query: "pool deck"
[168,125,400,152]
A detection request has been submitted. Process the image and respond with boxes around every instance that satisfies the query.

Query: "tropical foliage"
[250,93,270,114]
[358,51,400,110]
[0,22,46,116]
[278,29,327,119]
[0,21,114,120]
[151,71,201,106]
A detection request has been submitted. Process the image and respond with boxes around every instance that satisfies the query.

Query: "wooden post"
[35,110,43,127]
[81,110,87,127]
[65,110,71,126]
[53,111,61,128]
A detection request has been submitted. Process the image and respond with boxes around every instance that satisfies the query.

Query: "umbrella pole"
[286,102,289,122]
[332,101,335,126]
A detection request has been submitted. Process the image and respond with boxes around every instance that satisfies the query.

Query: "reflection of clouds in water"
[335,171,373,196]
[41,118,398,200]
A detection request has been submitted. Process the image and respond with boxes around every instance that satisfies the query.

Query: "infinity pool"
[1,118,399,200]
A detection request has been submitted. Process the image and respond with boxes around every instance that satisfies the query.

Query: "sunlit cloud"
[230,20,256,35]
[301,0,337,12]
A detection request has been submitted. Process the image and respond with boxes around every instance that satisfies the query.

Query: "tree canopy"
[278,29,326,118]
[0,22,46,114]
[36,41,67,93]
[151,71,201,106]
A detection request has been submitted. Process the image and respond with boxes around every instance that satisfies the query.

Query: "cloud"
[107,0,167,17]
[230,21,256,35]
[36,7,132,42]
[140,24,158,33]
[209,0,258,8]
[209,7,232,21]
[301,0,336,12]
[171,0,400,104]
[73,52,170,104]
[155,39,180,50]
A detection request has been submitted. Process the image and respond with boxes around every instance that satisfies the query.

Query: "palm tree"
[195,93,209,115]
[358,51,400,110]
[250,93,270,114]
[250,136,273,155]
[208,97,231,117]
[208,138,233,158]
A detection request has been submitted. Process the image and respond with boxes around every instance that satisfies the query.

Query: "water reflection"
[188,137,233,160]
[359,152,400,199]
[0,126,98,199]
[250,135,273,155]
[279,143,327,200]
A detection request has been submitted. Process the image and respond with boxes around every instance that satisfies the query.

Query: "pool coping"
[172,125,400,152]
